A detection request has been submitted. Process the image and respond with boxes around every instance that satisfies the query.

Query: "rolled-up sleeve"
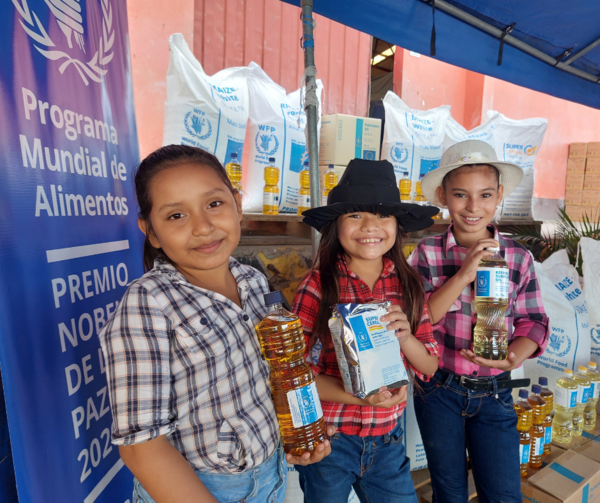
[99,283,176,445]
[512,253,550,358]
[406,303,440,382]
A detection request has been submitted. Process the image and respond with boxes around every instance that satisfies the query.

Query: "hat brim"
[302,202,439,233]
[421,160,523,208]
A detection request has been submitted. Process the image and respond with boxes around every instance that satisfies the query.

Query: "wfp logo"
[390,144,409,164]
[302,396,311,408]
[255,132,279,156]
[525,145,538,156]
[13,0,115,85]
[185,111,213,140]
[477,275,488,289]
[547,332,571,358]
[356,330,369,344]
[591,327,600,345]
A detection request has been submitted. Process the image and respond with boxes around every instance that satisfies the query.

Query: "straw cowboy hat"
[421,140,524,208]
[302,159,438,232]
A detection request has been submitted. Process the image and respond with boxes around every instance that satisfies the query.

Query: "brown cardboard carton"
[566,173,585,190]
[528,450,600,503]
[586,157,600,173]
[584,172,600,190]
[569,143,588,158]
[567,158,586,174]
[564,206,583,222]
[575,437,600,464]
[521,446,568,503]
[581,190,600,207]
[587,141,600,157]
[565,190,583,206]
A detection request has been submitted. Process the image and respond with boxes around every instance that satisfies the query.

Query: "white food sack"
[485,111,547,222]
[443,112,499,152]
[522,250,591,390]
[580,237,600,365]
[244,62,322,214]
[381,92,451,185]
[163,34,250,164]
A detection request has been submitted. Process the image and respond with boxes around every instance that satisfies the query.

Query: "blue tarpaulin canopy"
[284,0,600,110]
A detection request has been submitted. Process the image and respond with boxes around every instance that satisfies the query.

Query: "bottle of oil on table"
[538,376,553,456]
[585,362,600,430]
[573,365,592,436]
[225,152,242,192]
[298,161,311,215]
[322,164,338,206]
[399,171,411,202]
[263,157,280,215]
[528,384,547,468]
[514,389,533,477]
[255,290,327,455]
[552,369,578,444]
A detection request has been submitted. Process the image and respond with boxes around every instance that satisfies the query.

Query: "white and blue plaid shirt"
[99,258,279,474]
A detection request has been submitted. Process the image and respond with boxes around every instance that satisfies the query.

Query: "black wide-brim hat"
[302,159,439,232]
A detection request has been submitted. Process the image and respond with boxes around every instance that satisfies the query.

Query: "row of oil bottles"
[224,155,442,217]
[515,363,600,477]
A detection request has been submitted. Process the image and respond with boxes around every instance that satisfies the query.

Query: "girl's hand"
[363,386,407,409]
[457,239,499,284]
[286,425,336,465]
[380,304,411,343]
[459,349,519,371]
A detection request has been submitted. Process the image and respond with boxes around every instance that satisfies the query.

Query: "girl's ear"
[436,185,448,207]
[138,218,161,249]
[496,184,505,205]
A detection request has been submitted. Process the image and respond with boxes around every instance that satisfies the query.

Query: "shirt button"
[200,317,208,326]
[242,314,250,322]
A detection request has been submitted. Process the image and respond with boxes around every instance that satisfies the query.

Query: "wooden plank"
[242,212,303,222]
[411,468,431,490]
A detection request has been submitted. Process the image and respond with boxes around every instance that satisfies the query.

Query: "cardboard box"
[581,190,600,207]
[527,450,600,503]
[586,157,600,173]
[565,173,585,190]
[587,141,600,157]
[319,114,381,166]
[569,143,588,158]
[565,190,583,206]
[584,172,600,190]
[567,158,586,174]
[575,436,600,464]
[564,205,583,222]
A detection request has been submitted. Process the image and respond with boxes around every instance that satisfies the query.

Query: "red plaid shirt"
[292,256,439,437]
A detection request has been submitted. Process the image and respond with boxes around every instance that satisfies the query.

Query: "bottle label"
[287,382,323,428]
[321,195,327,206]
[520,443,530,465]
[592,382,600,400]
[299,194,310,208]
[475,267,509,299]
[263,191,279,207]
[533,436,544,457]
[545,425,552,444]
[578,384,591,404]
[555,386,578,408]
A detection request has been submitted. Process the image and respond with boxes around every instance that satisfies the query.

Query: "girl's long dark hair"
[133,145,237,272]
[309,217,425,351]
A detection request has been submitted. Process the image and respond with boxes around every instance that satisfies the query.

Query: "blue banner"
[0,1,143,501]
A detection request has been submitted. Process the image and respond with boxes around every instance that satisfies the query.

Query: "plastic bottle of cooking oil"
[573,365,592,435]
[263,157,280,215]
[528,385,547,468]
[399,171,411,201]
[297,161,311,215]
[586,362,600,429]
[414,175,427,205]
[552,369,578,444]
[225,152,242,192]
[514,389,533,477]
[255,290,327,455]
[538,377,553,455]
[322,164,338,206]
[473,247,509,360]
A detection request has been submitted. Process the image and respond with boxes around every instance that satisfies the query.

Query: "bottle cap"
[303,161,309,167]
[269,157,276,163]
[518,389,529,399]
[589,362,598,369]
[579,365,587,371]
[486,246,500,252]
[329,164,334,168]
[531,384,542,394]
[230,153,238,160]
[264,291,284,306]
[565,369,573,374]
[538,377,548,386]
[402,171,409,176]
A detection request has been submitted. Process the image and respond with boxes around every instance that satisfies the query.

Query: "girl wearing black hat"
[291,159,440,503]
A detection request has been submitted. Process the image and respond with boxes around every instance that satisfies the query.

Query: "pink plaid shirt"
[408,224,549,377]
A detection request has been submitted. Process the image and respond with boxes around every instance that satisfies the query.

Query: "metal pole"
[301,0,321,258]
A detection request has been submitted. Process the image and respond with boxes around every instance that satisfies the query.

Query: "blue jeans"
[295,422,417,503]
[414,370,521,503]
[132,444,287,503]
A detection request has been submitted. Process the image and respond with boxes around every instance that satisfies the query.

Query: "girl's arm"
[427,238,498,324]
[119,436,217,503]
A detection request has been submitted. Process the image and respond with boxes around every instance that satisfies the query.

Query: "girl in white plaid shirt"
[100,145,334,503]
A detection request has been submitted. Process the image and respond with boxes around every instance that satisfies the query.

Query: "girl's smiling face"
[337,212,397,264]
[140,162,242,280]
[436,164,504,241]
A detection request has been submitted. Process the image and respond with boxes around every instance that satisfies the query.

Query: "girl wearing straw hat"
[408,140,549,503]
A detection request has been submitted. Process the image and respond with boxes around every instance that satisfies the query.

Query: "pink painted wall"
[127,0,195,158]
